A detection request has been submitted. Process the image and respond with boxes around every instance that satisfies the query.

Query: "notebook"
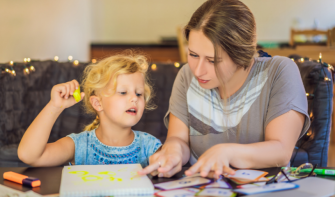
[59,164,154,196]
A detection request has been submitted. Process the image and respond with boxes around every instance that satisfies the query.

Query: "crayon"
[3,171,41,187]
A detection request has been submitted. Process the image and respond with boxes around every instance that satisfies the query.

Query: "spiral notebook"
[59,164,154,196]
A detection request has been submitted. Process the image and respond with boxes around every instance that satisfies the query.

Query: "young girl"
[18,54,162,168]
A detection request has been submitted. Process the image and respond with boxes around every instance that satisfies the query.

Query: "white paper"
[234,182,299,195]
[228,170,267,181]
[0,184,42,197]
[154,177,211,190]
[59,164,154,196]
[197,188,235,196]
[155,188,197,197]
[205,179,230,189]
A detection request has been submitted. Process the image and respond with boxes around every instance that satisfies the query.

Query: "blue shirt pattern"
[67,130,162,168]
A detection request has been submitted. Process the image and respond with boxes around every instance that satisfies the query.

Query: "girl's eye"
[136,93,142,97]
[189,53,198,58]
[120,92,126,95]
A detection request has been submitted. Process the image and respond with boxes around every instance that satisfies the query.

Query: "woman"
[138,0,310,178]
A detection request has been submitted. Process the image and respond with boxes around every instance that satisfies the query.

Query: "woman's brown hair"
[185,0,256,70]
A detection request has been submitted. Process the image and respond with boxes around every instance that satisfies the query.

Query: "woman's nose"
[194,59,206,77]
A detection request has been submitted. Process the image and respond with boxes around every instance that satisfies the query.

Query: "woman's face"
[187,30,238,90]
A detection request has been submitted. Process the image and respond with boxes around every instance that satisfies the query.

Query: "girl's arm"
[138,113,190,177]
[18,80,84,167]
[185,110,304,177]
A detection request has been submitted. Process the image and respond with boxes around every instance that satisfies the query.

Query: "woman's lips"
[197,78,210,84]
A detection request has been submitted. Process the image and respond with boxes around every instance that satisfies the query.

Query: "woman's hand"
[138,143,183,178]
[185,144,235,179]
[49,80,85,109]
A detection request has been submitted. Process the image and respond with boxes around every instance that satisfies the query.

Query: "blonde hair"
[82,53,155,131]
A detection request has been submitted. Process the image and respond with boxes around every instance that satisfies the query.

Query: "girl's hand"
[185,144,235,179]
[50,80,85,109]
[138,145,183,178]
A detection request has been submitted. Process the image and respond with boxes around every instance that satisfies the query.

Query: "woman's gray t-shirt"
[164,56,310,164]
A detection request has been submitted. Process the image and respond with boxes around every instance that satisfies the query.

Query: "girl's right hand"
[138,144,183,178]
[49,80,85,109]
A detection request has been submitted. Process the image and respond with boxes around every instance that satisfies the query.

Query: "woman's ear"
[90,96,103,111]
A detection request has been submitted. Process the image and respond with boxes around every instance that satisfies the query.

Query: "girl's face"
[99,72,145,128]
[187,30,238,90]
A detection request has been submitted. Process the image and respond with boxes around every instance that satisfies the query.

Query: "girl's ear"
[90,96,103,111]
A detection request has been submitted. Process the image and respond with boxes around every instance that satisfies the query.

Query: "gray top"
[164,56,310,164]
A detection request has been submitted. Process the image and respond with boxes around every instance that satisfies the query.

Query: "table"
[1,166,334,196]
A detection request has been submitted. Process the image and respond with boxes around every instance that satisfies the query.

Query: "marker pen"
[3,171,41,187]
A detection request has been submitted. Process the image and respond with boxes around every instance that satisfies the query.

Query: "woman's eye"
[209,60,215,64]
[189,53,198,58]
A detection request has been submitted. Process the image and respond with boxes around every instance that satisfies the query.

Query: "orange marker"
[3,171,41,187]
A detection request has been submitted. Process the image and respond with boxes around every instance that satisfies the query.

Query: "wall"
[92,0,335,43]
[1,0,334,62]
[0,0,91,63]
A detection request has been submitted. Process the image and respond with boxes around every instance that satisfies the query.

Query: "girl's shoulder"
[67,130,95,142]
[132,130,160,141]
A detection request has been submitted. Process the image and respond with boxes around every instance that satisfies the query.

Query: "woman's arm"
[185,110,304,177]
[138,113,190,177]
[18,80,83,166]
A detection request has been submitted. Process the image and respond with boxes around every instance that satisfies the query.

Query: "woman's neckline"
[92,129,137,148]
[217,57,260,101]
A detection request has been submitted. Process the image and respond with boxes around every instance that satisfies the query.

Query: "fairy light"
[319,53,322,63]
[5,68,9,72]
[300,58,304,62]
[54,56,59,61]
[73,60,79,66]
[174,62,180,68]
[290,58,294,61]
[27,58,31,63]
[324,77,331,81]
[24,67,30,75]
[92,59,97,63]
[306,93,309,96]
[9,61,13,66]
[11,69,16,76]
[151,64,157,71]
[68,56,73,61]
[29,65,35,71]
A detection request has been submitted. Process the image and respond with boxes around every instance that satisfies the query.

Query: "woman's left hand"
[184,144,235,179]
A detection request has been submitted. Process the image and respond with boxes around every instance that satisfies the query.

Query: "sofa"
[0,55,332,167]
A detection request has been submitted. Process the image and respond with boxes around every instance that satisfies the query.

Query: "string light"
[27,58,31,63]
[306,93,309,96]
[174,62,180,68]
[54,56,59,61]
[319,53,322,63]
[300,58,304,62]
[68,56,73,61]
[9,61,13,66]
[92,59,97,63]
[29,65,35,71]
[151,64,157,71]
[290,58,294,61]
[73,60,79,66]
[324,77,331,81]
[23,58,30,75]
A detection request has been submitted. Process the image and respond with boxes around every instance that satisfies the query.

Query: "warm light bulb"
[174,62,180,68]
[319,53,322,59]
[300,58,304,62]
[24,58,27,63]
[306,93,309,96]
[68,56,73,61]
[5,68,9,72]
[73,60,79,66]
[27,58,31,62]
[12,70,16,76]
[151,64,157,70]
[24,68,30,74]
[30,65,35,71]
[290,58,294,61]
[54,56,59,61]
[10,61,13,65]
[92,59,97,63]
